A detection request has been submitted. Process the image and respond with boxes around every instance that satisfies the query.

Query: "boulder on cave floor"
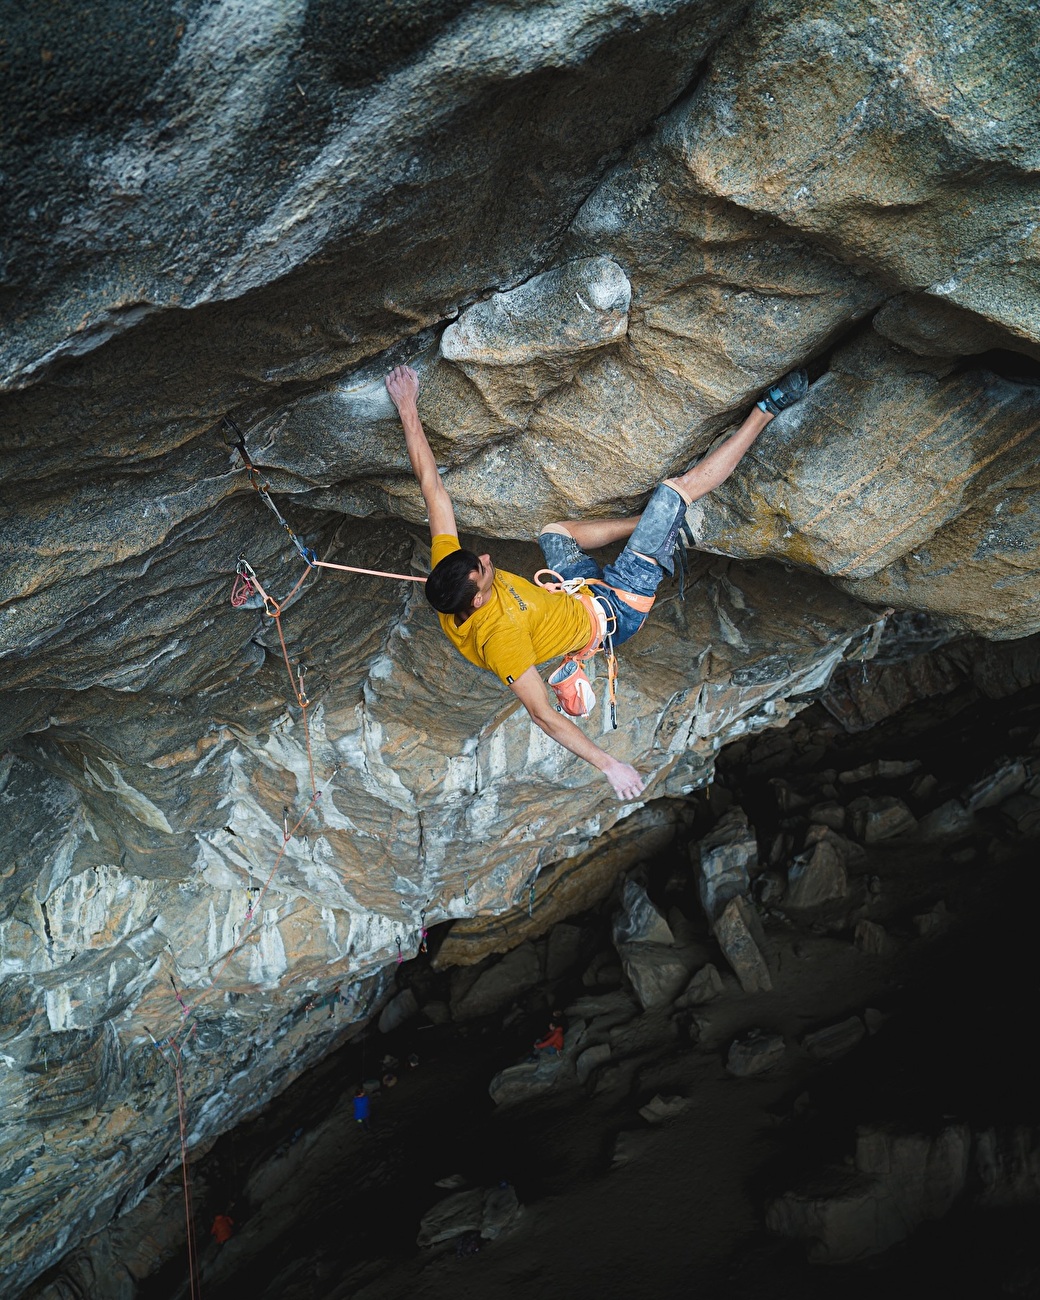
[694,806,759,924]
[618,941,692,1012]
[801,1016,866,1062]
[848,796,917,844]
[767,1123,970,1263]
[378,989,419,1035]
[612,881,674,947]
[488,1018,588,1106]
[804,825,868,867]
[808,801,845,832]
[916,799,978,841]
[962,760,1028,811]
[639,1094,694,1125]
[450,943,541,1020]
[999,793,1040,837]
[576,1044,612,1086]
[726,1030,786,1077]
[854,919,892,956]
[838,759,921,785]
[545,923,584,981]
[416,1183,522,1248]
[714,896,772,994]
[488,1056,563,1107]
[675,963,724,1009]
[785,840,849,910]
[564,990,640,1035]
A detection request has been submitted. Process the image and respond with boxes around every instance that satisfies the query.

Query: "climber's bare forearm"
[386,365,457,537]
[509,667,645,801]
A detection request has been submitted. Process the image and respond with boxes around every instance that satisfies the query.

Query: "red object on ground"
[534,1025,564,1052]
[211,1214,234,1245]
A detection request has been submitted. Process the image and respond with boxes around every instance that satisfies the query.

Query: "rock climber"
[209,1211,234,1246]
[353,1084,371,1130]
[532,1019,565,1059]
[385,364,808,801]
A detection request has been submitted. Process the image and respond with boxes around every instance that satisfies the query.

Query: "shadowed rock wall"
[2,0,1040,1292]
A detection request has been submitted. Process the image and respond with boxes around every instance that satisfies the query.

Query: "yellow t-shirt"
[431,535,592,685]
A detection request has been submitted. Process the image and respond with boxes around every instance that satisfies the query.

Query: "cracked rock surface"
[2,0,1040,1292]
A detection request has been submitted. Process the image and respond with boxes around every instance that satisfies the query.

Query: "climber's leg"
[662,407,770,506]
[665,366,808,504]
[537,528,604,586]
[540,517,639,549]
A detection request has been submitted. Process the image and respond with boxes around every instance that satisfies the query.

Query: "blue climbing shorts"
[537,530,666,647]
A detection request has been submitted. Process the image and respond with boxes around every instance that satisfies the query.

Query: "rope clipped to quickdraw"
[223,417,318,566]
[233,558,318,797]
[224,416,427,587]
[463,874,470,906]
[170,975,190,1018]
[395,936,404,965]
[418,907,429,955]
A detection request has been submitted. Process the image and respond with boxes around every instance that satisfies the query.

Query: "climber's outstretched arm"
[509,666,645,801]
[386,365,457,539]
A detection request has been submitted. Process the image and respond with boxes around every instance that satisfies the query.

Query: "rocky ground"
[28,647,1040,1300]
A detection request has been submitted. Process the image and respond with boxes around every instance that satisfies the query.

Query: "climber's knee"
[539,522,575,539]
[624,483,689,577]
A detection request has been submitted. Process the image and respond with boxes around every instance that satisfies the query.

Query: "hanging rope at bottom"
[144,1030,202,1300]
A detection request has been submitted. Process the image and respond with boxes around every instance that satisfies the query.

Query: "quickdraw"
[222,417,318,566]
[224,415,427,588]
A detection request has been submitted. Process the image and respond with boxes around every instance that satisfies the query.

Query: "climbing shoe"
[757,368,809,416]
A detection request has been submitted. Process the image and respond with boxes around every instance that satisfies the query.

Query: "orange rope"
[311,558,426,583]
[146,1035,201,1300]
[173,1047,201,1300]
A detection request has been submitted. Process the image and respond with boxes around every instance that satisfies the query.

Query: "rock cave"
[3,1,1040,1297]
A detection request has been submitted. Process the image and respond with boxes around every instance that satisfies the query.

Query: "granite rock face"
[3,0,1040,1292]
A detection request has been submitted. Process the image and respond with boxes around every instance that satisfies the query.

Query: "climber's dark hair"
[425,549,481,615]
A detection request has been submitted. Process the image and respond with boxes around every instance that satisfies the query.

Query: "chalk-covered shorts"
[537,531,665,647]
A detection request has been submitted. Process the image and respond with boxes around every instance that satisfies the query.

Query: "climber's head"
[425,548,494,616]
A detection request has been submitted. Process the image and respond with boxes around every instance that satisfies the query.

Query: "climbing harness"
[533,570,655,731]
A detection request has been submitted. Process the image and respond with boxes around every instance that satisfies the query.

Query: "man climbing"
[385,364,808,802]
